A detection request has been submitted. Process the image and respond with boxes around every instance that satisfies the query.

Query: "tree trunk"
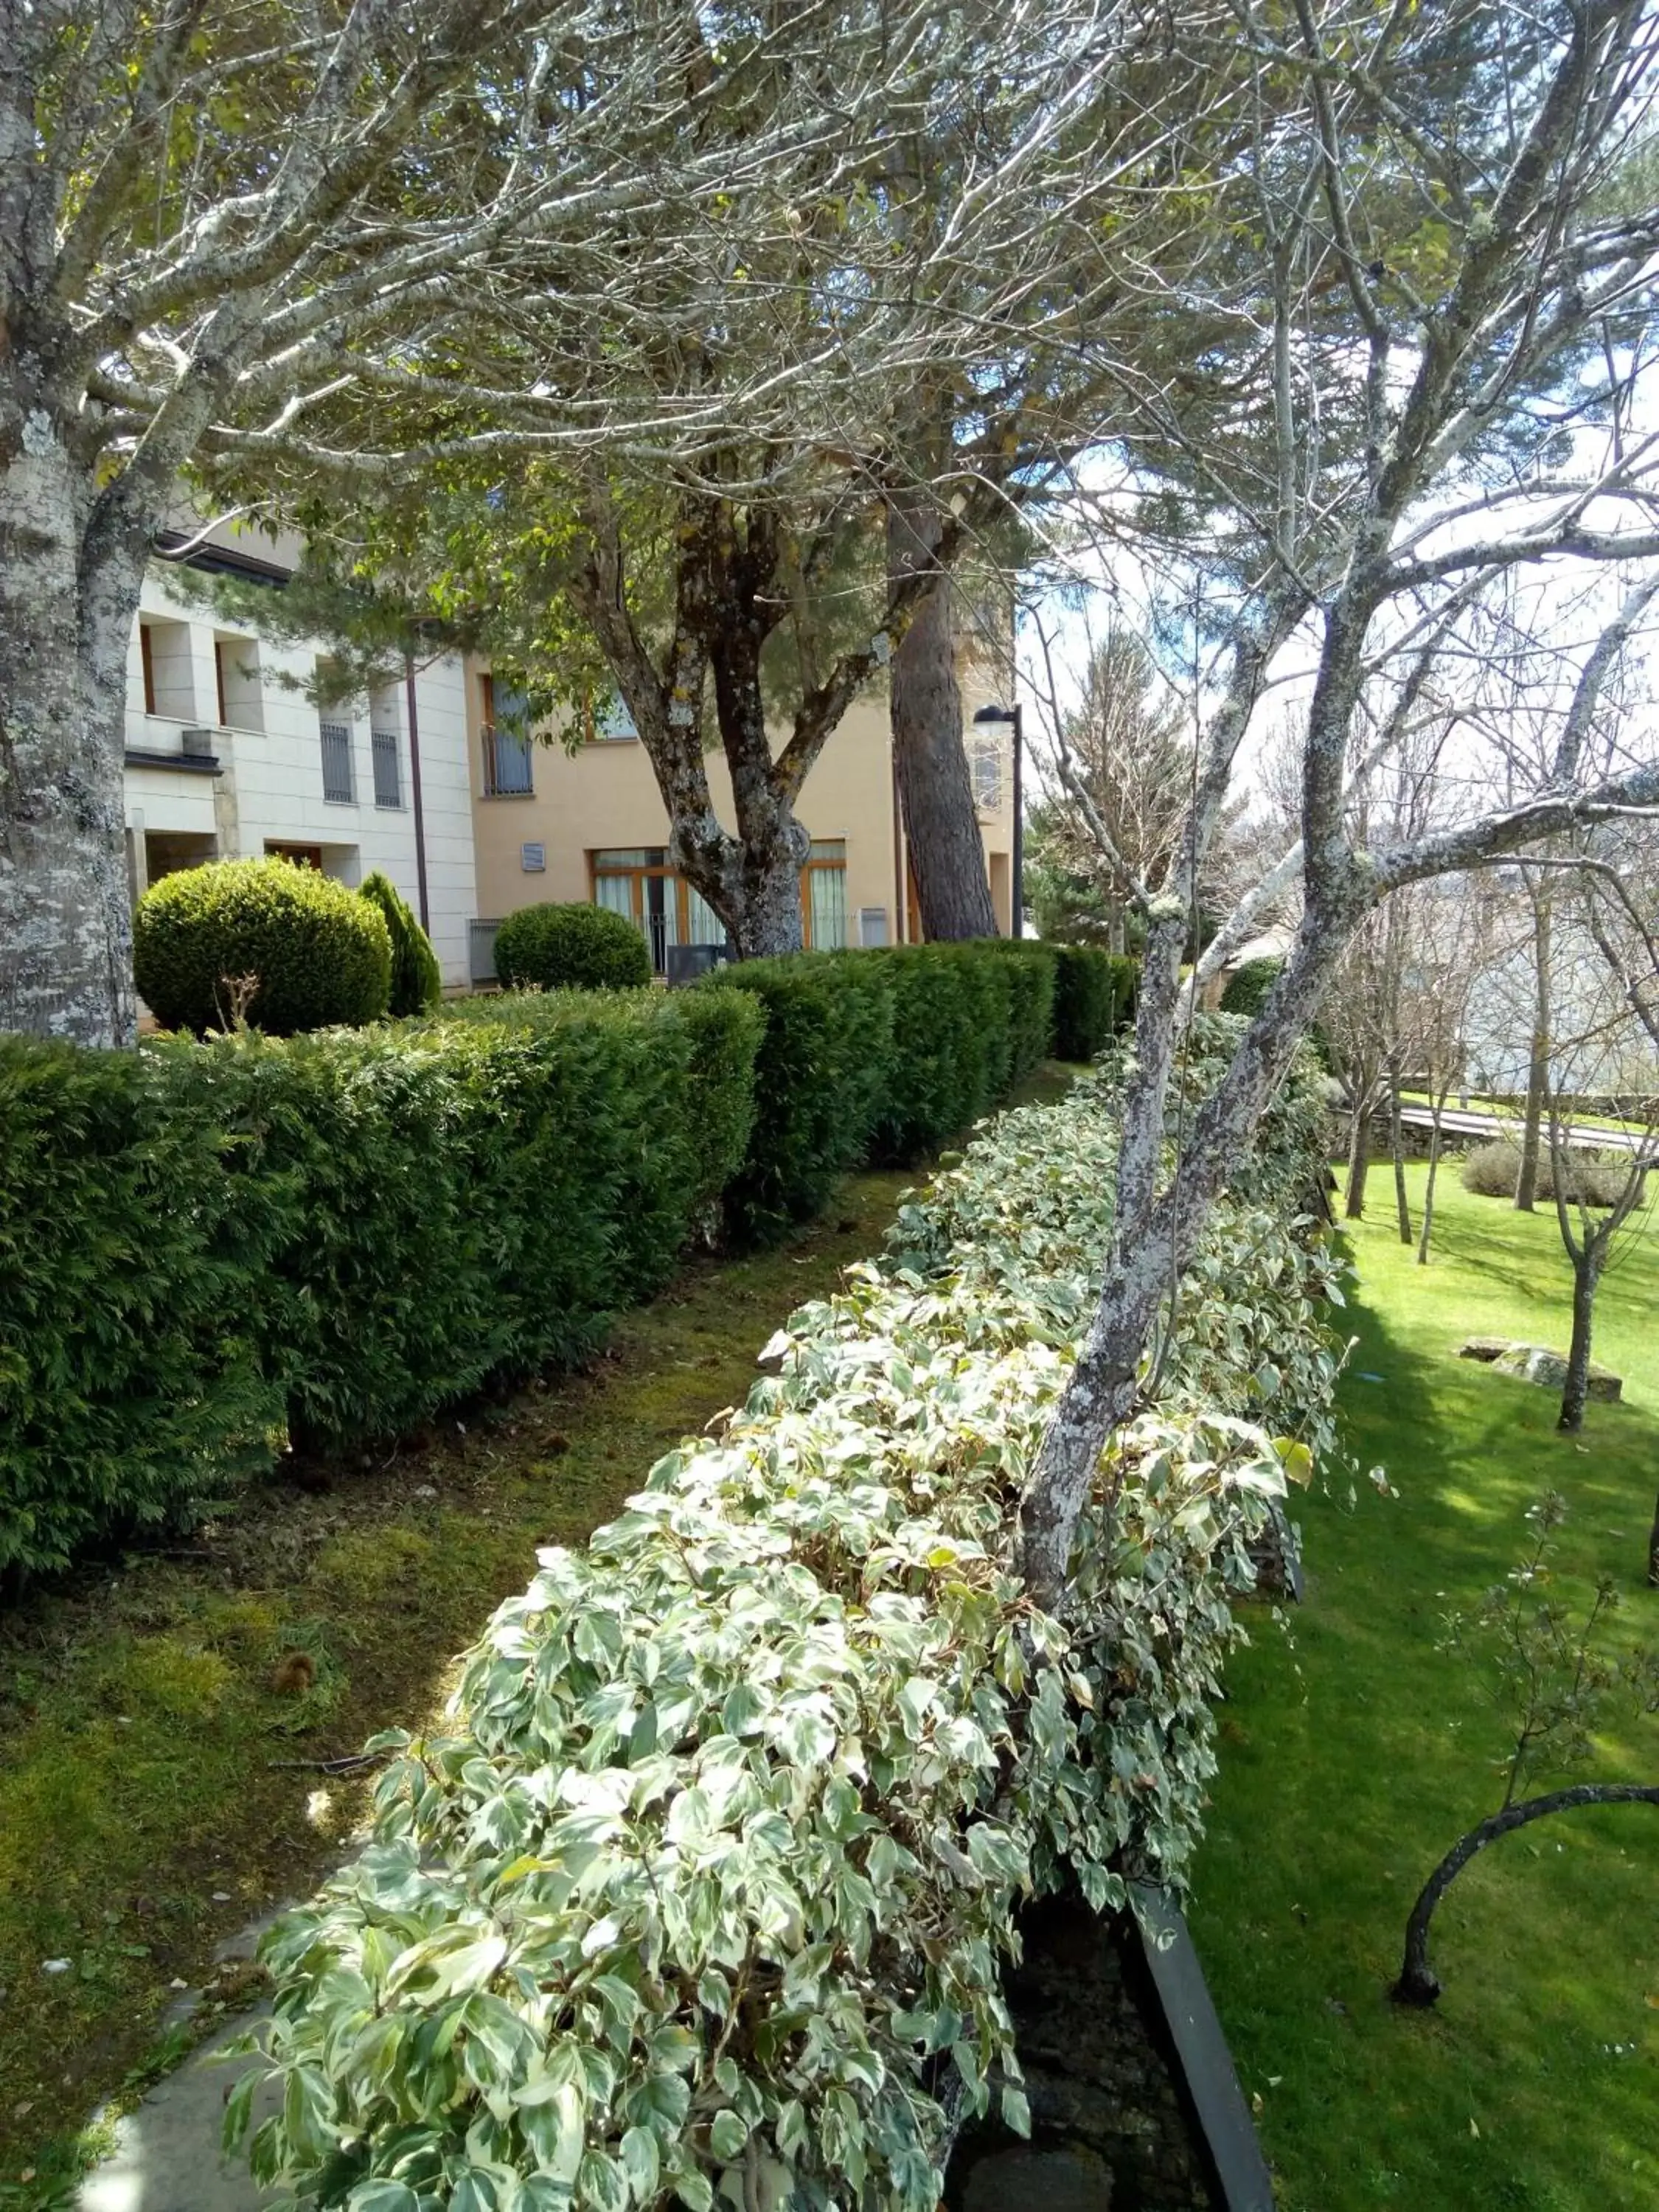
[1393,1782,1659,2006]
[1388,1057,1411,1243]
[1515,902,1552,1211]
[1343,1080,1374,1219]
[0,436,139,1047]
[886,489,995,942]
[1557,1248,1603,1435]
[1416,1091,1449,1264]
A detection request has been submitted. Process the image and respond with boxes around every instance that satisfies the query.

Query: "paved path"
[75,1913,278,2212]
[77,2015,275,2212]
[1393,1103,1654,1156]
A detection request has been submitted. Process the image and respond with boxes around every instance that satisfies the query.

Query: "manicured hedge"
[706,951,897,1243]
[1051,943,1138,1060]
[1220,954,1284,1018]
[0,1039,279,1576]
[242,1023,1341,2211]
[0,991,761,1574]
[2,938,1135,1573]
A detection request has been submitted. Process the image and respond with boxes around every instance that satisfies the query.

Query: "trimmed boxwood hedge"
[134,855,393,1034]
[1,939,1135,1574]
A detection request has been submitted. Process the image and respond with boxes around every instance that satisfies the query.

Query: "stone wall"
[946,1891,1222,2211]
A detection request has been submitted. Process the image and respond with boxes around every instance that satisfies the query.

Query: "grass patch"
[1192,1160,1659,2211]
[0,1161,939,2202]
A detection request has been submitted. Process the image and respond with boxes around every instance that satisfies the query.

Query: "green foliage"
[706,951,897,1242]
[493,902,654,991]
[710,942,1066,1241]
[1218,955,1284,1018]
[1048,944,1138,1060]
[0,992,752,1571]
[359,872,442,1017]
[1461,1137,1630,1208]
[0,1038,280,1576]
[4,934,1113,1576]
[133,858,392,1035]
[238,1055,1341,2211]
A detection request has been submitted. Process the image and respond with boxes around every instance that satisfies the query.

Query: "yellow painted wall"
[467,664,1015,947]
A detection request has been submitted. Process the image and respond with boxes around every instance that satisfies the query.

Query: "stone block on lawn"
[1458,1336,1515,1363]
[1491,1344,1623,1402]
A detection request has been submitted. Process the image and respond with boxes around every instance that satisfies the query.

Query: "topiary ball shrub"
[359,870,442,1017]
[493,901,653,991]
[134,858,392,1036]
[1220,954,1284,1018]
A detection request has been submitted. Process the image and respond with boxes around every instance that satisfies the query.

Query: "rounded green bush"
[493,902,653,991]
[1220,954,1284,1018]
[359,870,442,1017]
[134,858,392,1035]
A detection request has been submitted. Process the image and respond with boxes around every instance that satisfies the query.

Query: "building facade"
[121,528,1018,996]
[465,674,1017,980]
[122,532,478,990]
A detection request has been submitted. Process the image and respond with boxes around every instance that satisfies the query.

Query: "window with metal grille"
[319,720,355,803]
[371,726,402,808]
[970,734,1002,810]
[482,726,535,796]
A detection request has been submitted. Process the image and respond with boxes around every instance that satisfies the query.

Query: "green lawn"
[1192,1160,1659,2211]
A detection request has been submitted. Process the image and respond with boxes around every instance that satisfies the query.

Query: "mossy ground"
[1193,1161,1659,2212]
[0,1168,931,2205]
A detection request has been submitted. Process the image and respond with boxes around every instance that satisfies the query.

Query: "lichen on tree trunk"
[0,433,139,1048]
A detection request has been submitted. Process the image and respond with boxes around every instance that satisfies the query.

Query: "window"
[140,625,156,714]
[584,690,639,742]
[372,726,403,808]
[970,732,1003,810]
[591,840,847,971]
[320,720,355,803]
[480,673,534,796]
[804,839,847,949]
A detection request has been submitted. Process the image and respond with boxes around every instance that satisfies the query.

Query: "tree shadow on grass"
[1189,1228,1659,2212]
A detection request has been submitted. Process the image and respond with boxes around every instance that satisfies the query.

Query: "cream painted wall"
[467,662,1015,947]
[122,563,478,987]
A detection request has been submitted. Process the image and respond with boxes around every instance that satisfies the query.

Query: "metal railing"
[319,720,355,804]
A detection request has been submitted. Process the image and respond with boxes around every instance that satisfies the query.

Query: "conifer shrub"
[360,869,442,1015]
[493,901,653,991]
[0,990,757,1570]
[1049,944,1138,1059]
[0,1037,280,1576]
[133,855,392,1034]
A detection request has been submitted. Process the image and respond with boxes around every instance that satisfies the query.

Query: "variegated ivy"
[234,1029,1343,2212]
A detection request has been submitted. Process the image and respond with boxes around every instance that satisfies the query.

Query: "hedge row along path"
[2,1126,1023,2210]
